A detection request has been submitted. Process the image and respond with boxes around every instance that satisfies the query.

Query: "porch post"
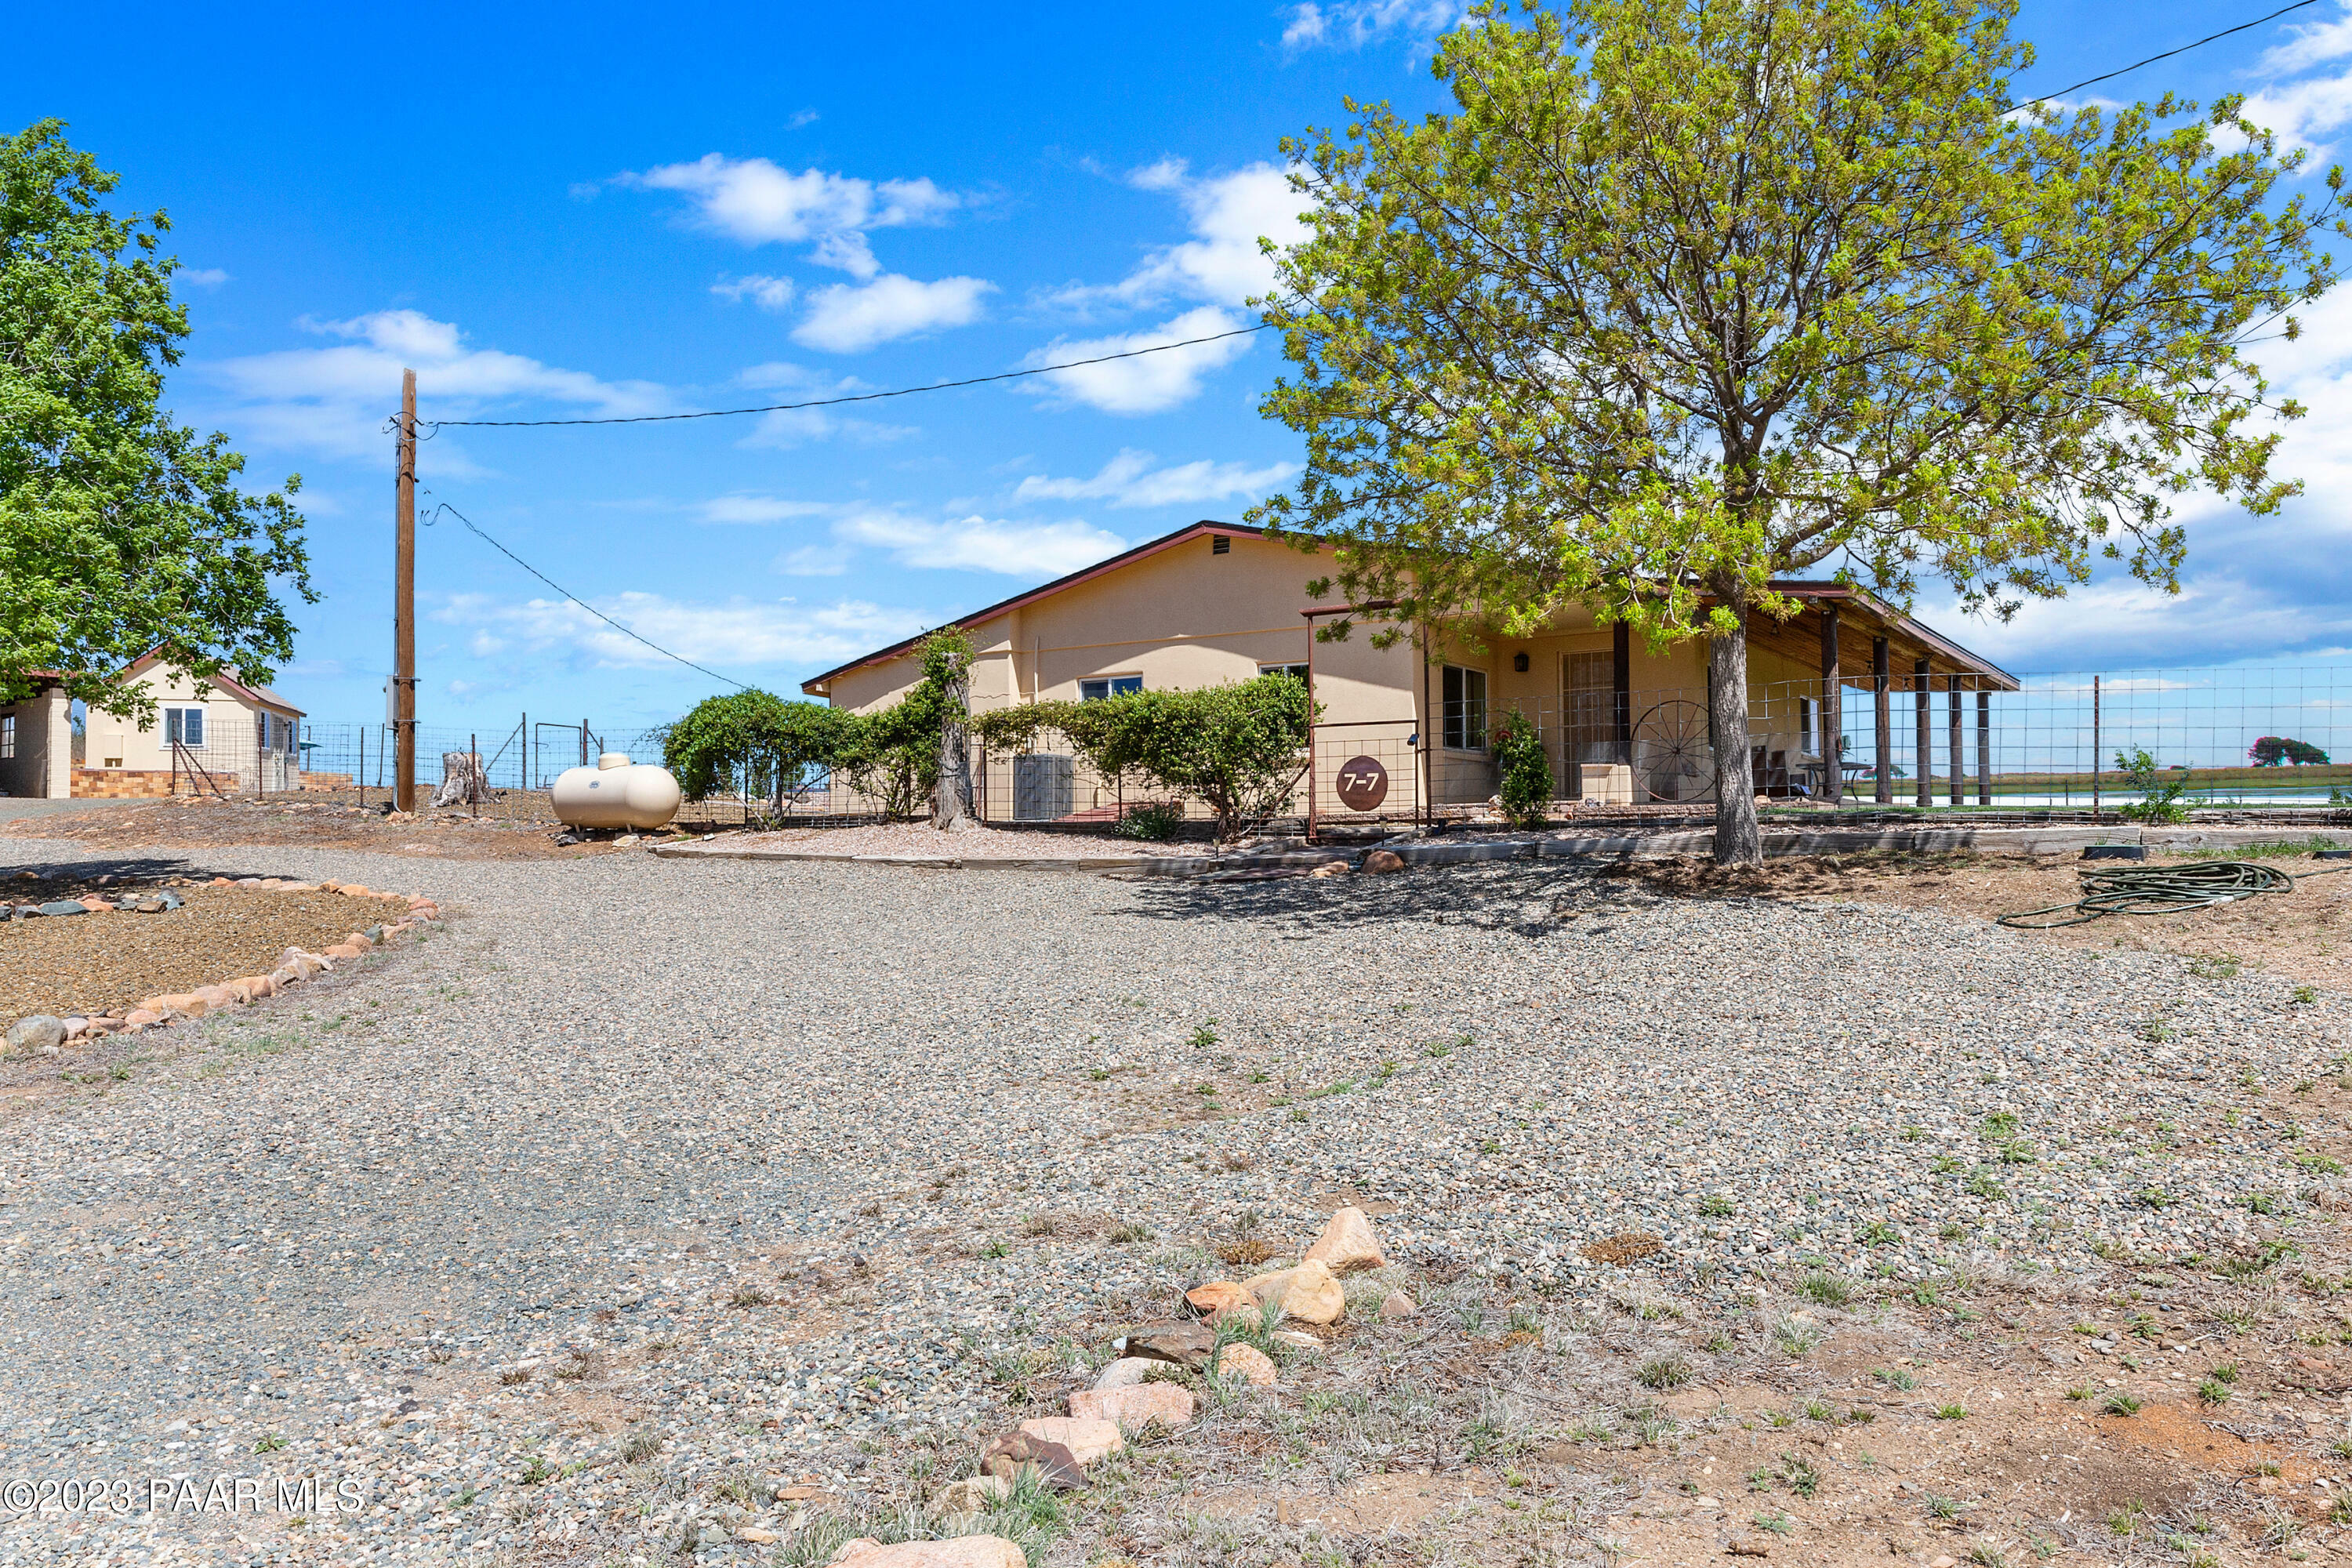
[1817,605,1842,806]
[1612,621,1632,765]
[1872,637,1892,804]
[1913,657,1933,808]
[1976,688,1991,805]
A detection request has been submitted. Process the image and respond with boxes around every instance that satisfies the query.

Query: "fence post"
[1305,621,1319,842]
[2092,675,2101,820]
[1914,657,1933,809]
[358,728,366,811]
[471,732,479,819]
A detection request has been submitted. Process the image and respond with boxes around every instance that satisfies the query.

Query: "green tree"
[1253,0,2343,862]
[973,673,1314,840]
[2,119,312,716]
[659,689,851,816]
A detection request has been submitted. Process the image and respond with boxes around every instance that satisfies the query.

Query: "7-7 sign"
[1335,755,1389,812]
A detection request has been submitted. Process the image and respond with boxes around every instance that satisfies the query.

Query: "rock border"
[2,877,443,1054]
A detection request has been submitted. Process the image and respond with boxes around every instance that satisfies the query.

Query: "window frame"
[1440,665,1489,752]
[1258,662,1309,684]
[165,706,205,748]
[0,713,13,760]
[1079,674,1144,702]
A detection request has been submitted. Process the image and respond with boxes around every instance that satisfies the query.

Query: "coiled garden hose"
[1997,858,2352,929]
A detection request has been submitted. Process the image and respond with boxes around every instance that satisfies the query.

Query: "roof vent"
[1211,535,1231,555]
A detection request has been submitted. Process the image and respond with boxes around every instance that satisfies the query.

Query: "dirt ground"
[0,876,402,1019]
[0,794,636,861]
[1613,847,2352,996]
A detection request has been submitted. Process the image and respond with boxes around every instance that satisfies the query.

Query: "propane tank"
[551,752,682,830]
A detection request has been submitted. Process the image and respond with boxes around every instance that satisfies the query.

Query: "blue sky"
[15,0,2352,730]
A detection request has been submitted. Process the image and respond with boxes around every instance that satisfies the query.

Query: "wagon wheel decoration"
[1632,699,1712,803]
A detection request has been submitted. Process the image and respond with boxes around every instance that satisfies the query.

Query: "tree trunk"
[933,655,975,831]
[1708,599,1762,865]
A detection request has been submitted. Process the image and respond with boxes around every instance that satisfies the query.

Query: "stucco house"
[77,653,304,798]
[803,520,2016,825]
[0,676,73,800]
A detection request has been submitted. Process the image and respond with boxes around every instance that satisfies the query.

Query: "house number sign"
[1335,756,1388,812]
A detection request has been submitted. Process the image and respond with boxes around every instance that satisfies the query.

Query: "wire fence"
[212,662,2352,829]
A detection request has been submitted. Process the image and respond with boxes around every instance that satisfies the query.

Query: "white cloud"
[793,273,993,353]
[622,154,957,245]
[1018,307,1258,416]
[202,309,668,461]
[728,362,917,445]
[775,543,854,576]
[1014,448,1297,508]
[432,590,928,671]
[1280,0,1459,51]
[787,108,821,129]
[808,232,881,280]
[833,507,1127,576]
[1063,162,1312,313]
[177,267,230,288]
[697,493,834,524]
[2237,3,2352,156]
[712,274,796,310]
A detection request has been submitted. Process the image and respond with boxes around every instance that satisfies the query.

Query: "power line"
[418,321,1273,431]
[422,497,751,690]
[2009,0,2321,111]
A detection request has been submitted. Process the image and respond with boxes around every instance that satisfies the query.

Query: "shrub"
[2114,747,2189,826]
[1490,708,1552,825]
[973,673,1315,840]
[1114,800,1186,840]
[659,690,852,813]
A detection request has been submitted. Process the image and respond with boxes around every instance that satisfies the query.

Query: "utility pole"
[394,368,418,813]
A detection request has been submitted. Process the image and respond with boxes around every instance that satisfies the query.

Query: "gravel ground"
[688,822,1203,858]
[0,839,2341,1566]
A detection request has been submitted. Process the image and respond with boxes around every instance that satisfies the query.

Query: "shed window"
[1080,675,1143,702]
[1441,666,1487,751]
[0,715,13,760]
[165,707,205,747]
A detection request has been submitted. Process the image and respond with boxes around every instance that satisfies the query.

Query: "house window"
[1080,675,1143,702]
[1258,662,1309,683]
[1798,696,1818,755]
[0,715,13,760]
[165,707,205,747]
[1441,665,1487,751]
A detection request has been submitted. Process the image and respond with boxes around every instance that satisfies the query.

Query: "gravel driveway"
[0,837,2338,1565]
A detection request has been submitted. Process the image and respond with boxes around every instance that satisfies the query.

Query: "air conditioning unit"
[1013,753,1075,821]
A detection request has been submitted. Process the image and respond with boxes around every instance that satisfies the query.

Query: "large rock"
[1361,849,1406,875]
[926,1475,1011,1519]
[1185,1281,1256,1316]
[1242,1258,1346,1325]
[830,1537,1025,1568]
[1015,1417,1123,1466]
[1303,1207,1388,1275]
[35,901,88,917]
[1093,1356,1159,1390]
[1380,1290,1421,1320]
[5,1016,66,1054]
[1111,1322,1216,1369]
[1068,1381,1195,1433]
[1211,1344,1277,1386]
[978,1431,1088,1490]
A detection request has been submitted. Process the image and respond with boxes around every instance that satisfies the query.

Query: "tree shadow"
[2,853,256,891]
[1114,858,1693,941]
